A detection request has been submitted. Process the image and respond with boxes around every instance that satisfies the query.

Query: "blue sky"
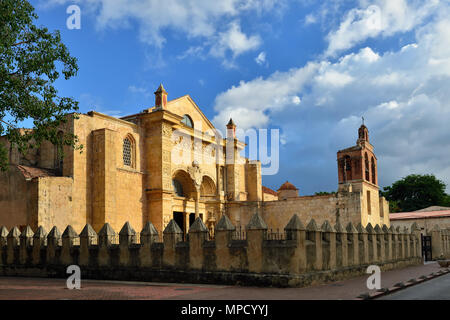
[31,0,450,194]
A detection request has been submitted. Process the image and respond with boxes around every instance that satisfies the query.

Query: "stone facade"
[0,84,389,237]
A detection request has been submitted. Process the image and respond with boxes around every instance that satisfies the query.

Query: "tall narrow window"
[365,153,370,181]
[367,190,371,215]
[123,137,133,167]
[343,155,352,181]
[371,157,376,185]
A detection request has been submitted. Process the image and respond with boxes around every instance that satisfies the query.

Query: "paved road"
[380,272,450,300]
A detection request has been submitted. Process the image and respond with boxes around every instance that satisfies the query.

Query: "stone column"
[321,221,336,270]
[163,219,183,267]
[215,214,236,271]
[365,223,377,263]
[19,226,34,265]
[32,227,47,265]
[194,189,200,219]
[7,227,20,265]
[47,227,61,265]
[374,225,385,263]
[140,222,159,267]
[188,217,208,270]
[356,223,369,265]
[61,225,78,265]
[79,224,97,266]
[334,221,348,268]
[411,222,422,259]
[98,223,116,266]
[382,225,392,261]
[306,219,322,271]
[285,214,306,273]
[346,222,359,266]
[119,222,136,267]
[0,226,9,265]
[431,225,443,260]
[246,212,268,273]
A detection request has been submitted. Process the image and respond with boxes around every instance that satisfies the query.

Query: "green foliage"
[0,0,81,171]
[382,174,449,212]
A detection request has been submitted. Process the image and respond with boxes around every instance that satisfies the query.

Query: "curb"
[355,267,450,300]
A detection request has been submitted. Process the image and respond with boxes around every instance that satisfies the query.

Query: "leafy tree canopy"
[0,0,80,171]
[382,174,450,212]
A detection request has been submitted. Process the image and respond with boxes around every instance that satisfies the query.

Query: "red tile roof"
[16,165,57,180]
[278,181,298,191]
[262,186,277,196]
[390,210,450,220]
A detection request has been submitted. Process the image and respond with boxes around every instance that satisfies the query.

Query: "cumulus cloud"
[43,0,276,61]
[212,2,450,192]
[255,51,267,65]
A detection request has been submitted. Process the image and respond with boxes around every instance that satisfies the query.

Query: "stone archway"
[200,175,216,200]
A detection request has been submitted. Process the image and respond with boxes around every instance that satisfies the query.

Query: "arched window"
[371,157,376,184]
[364,153,370,181]
[172,179,184,197]
[343,155,352,181]
[181,114,193,128]
[123,136,134,167]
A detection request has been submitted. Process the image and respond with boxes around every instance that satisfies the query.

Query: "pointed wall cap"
[306,219,318,231]
[346,222,357,233]
[189,217,208,233]
[432,224,441,231]
[334,221,345,233]
[99,223,116,237]
[402,226,410,234]
[20,226,34,238]
[410,222,420,232]
[374,224,382,234]
[0,226,9,238]
[321,220,334,232]
[389,225,396,234]
[154,83,167,94]
[246,212,268,230]
[227,118,236,127]
[164,219,183,234]
[215,214,236,231]
[47,226,61,239]
[395,226,401,233]
[7,226,21,238]
[141,222,159,236]
[365,223,374,234]
[62,225,78,238]
[284,214,305,231]
[80,224,97,237]
[119,222,136,236]
[33,226,47,239]
[382,225,390,234]
[356,223,367,234]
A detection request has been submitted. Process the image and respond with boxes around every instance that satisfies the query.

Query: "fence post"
[246,212,268,273]
[19,226,34,265]
[189,217,208,270]
[79,224,97,266]
[140,222,159,267]
[0,226,8,265]
[7,227,20,265]
[382,225,392,261]
[410,222,422,259]
[365,223,376,263]
[163,220,183,268]
[431,225,443,260]
[119,222,136,266]
[215,214,235,272]
[284,214,306,273]
[47,227,61,265]
[334,221,348,268]
[306,219,322,271]
[346,222,358,266]
[374,224,385,263]
[98,223,116,266]
[356,223,369,265]
[32,226,47,265]
[321,220,335,270]
[61,225,78,265]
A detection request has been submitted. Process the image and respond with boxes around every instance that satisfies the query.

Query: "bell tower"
[154,83,168,110]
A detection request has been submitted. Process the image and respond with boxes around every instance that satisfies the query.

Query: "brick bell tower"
[337,122,378,189]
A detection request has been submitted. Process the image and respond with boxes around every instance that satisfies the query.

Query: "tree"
[382,174,450,212]
[0,0,80,171]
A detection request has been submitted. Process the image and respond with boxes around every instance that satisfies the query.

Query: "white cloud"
[325,0,440,57]
[212,2,450,191]
[44,0,275,62]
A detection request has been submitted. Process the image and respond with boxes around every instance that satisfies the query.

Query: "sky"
[30,0,450,195]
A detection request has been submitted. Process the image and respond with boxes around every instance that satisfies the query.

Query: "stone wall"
[391,217,450,236]
[0,212,440,288]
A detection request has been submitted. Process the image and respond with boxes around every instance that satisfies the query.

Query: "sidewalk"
[0,262,444,300]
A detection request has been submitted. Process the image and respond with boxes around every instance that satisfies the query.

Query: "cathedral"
[0,85,390,234]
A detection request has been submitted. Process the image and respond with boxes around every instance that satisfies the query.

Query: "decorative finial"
[362,116,365,125]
